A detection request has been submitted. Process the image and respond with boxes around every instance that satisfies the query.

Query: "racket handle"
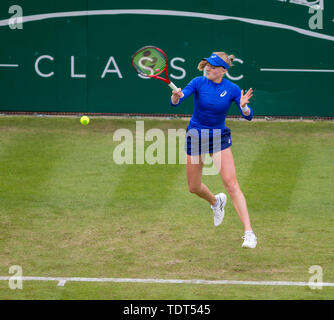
[168,82,178,91]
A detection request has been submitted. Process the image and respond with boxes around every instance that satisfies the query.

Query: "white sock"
[211,196,220,209]
[245,230,254,234]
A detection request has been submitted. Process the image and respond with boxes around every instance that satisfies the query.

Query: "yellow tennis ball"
[80,116,90,125]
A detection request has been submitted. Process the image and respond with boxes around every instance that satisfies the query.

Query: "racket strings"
[132,47,167,77]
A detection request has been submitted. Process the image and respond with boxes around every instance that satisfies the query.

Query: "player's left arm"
[234,87,254,121]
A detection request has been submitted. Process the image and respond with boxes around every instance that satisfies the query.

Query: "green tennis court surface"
[0,116,333,299]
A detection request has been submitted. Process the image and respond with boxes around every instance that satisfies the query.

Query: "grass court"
[0,116,333,299]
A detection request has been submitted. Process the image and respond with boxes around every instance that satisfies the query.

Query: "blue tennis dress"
[171,76,253,155]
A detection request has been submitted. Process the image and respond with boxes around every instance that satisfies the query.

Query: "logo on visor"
[220,90,227,97]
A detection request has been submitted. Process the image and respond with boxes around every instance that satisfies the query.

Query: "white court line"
[260,68,334,72]
[0,64,19,67]
[0,276,333,287]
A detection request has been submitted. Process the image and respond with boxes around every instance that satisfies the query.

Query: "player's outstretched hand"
[240,88,253,107]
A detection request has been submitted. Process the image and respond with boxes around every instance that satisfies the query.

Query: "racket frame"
[131,45,178,91]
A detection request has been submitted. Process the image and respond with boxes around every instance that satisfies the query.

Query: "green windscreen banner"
[0,0,333,116]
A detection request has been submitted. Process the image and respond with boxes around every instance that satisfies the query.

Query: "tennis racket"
[131,45,178,91]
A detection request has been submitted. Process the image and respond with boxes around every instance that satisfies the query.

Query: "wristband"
[241,105,250,113]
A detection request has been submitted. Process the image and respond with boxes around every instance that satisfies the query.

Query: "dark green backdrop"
[0,0,333,116]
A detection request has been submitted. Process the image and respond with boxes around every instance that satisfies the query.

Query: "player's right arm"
[170,77,199,106]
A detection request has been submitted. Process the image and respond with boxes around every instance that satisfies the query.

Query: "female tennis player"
[170,52,257,248]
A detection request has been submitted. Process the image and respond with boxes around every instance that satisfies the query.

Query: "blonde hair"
[197,52,235,71]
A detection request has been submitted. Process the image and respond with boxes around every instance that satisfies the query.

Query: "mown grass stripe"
[242,137,310,213]
[109,125,186,211]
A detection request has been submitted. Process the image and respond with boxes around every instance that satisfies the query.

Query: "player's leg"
[186,155,216,205]
[212,148,257,247]
[187,155,226,226]
[212,148,252,231]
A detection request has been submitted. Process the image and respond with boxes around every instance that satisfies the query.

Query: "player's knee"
[188,184,201,194]
[224,179,239,195]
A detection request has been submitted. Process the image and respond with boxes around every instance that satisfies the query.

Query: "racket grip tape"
[168,82,178,91]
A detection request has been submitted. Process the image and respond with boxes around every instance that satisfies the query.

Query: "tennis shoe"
[211,193,227,227]
[242,231,257,248]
